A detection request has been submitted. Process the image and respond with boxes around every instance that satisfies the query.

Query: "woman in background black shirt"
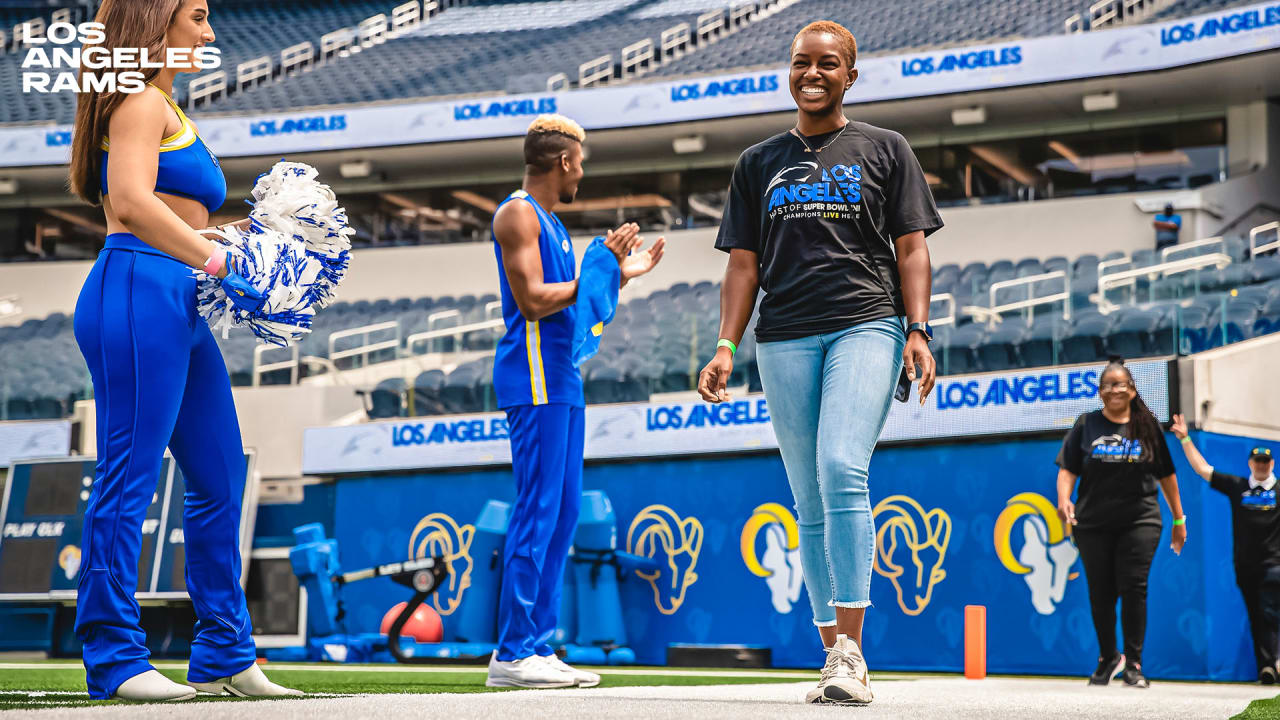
[1056,359,1186,688]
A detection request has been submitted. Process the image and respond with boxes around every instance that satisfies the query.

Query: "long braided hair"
[1103,358,1163,463]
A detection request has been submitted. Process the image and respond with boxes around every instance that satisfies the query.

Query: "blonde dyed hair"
[524,114,586,175]
[527,114,585,142]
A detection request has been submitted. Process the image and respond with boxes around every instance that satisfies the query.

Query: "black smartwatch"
[907,322,933,343]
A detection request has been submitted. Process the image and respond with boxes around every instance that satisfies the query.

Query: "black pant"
[1236,564,1280,674]
[1074,523,1161,666]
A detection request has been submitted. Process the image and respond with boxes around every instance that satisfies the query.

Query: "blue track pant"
[496,403,583,662]
[73,233,256,699]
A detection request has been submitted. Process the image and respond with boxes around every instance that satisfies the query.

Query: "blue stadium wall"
[316,430,1257,681]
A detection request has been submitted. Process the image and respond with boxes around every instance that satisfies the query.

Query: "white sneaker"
[189,663,303,697]
[805,634,873,705]
[113,670,197,702]
[539,654,601,688]
[486,651,576,688]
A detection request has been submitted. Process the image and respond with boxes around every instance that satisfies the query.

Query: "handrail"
[320,28,355,62]
[358,14,389,48]
[579,54,612,88]
[546,72,570,92]
[622,39,655,79]
[988,271,1070,324]
[1097,253,1231,312]
[1216,203,1280,237]
[1250,221,1280,258]
[660,23,691,61]
[236,56,272,91]
[1089,0,1119,28]
[485,301,503,320]
[281,42,314,77]
[696,10,725,44]
[391,0,421,35]
[930,293,956,327]
[329,321,401,369]
[252,344,300,387]
[1097,256,1132,277]
[187,71,227,108]
[1162,236,1223,264]
[406,318,504,355]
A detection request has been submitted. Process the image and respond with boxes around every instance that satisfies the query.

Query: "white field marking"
[0,663,817,679]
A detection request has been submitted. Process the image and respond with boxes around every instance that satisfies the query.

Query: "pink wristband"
[203,247,226,276]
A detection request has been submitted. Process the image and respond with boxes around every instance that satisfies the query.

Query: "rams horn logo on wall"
[740,502,804,614]
[408,512,475,616]
[994,492,1079,615]
[872,495,951,616]
[58,545,81,581]
[626,504,703,615]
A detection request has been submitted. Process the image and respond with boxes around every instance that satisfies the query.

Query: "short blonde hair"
[524,114,586,175]
[527,114,585,142]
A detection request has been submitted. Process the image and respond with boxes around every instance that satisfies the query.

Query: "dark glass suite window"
[916,118,1226,206]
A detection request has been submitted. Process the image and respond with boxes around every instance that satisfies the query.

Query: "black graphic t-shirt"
[1056,410,1175,530]
[1210,471,1280,569]
[715,122,944,342]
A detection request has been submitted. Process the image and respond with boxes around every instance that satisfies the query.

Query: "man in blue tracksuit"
[486,114,664,688]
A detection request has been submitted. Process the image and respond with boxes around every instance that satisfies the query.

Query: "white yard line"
[0,663,815,679]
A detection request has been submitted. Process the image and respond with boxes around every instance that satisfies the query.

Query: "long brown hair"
[68,0,183,205]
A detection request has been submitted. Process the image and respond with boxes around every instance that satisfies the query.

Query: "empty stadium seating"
[4,229,1280,421]
[1,0,1257,123]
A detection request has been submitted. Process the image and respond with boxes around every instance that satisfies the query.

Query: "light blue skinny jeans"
[754,316,905,626]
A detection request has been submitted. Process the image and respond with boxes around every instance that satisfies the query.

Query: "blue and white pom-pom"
[197,161,354,346]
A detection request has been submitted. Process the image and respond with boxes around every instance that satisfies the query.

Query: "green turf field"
[1235,695,1280,720]
[0,661,818,711]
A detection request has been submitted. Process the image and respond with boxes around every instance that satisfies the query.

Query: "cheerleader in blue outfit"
[67,0,299,701]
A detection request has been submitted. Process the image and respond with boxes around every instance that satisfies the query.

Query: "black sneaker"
[1260,666,1277,685]
[1122,664,1150,688]
[1089,653,1125,686]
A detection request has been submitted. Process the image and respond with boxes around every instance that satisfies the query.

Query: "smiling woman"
[697,20,943,707]
[1054,358,1186,689]
[64,0,298,704]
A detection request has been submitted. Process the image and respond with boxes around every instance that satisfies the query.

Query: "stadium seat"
[975,323,1027,372]
[1060,316,1110,365]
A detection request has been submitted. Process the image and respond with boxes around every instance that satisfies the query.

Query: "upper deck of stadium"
[0,0,1265,124]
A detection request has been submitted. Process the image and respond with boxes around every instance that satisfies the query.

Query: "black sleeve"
[714,150,761,254]
[1151,431,1176,478]
[1055,416,1086,475]
[1210,470,1247,497]
[884,132,944,240]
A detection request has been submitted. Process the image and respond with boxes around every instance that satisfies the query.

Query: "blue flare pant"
[73,233,256,698]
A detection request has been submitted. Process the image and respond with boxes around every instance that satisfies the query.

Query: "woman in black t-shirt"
[1056,359,1187,689]
[696,20,942,706]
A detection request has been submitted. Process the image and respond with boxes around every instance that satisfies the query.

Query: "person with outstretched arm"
[1171,414,1280,684]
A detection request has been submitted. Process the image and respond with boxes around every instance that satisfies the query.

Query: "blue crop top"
[99,83,226,212]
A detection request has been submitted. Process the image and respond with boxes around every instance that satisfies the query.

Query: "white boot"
[113,670,197,702]
[189,663,303,697]
[486,651,576,688]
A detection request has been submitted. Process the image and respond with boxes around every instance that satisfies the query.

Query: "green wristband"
[1180,436,1192,445]
[1173,516,1186,526]
[717,338,737,355]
